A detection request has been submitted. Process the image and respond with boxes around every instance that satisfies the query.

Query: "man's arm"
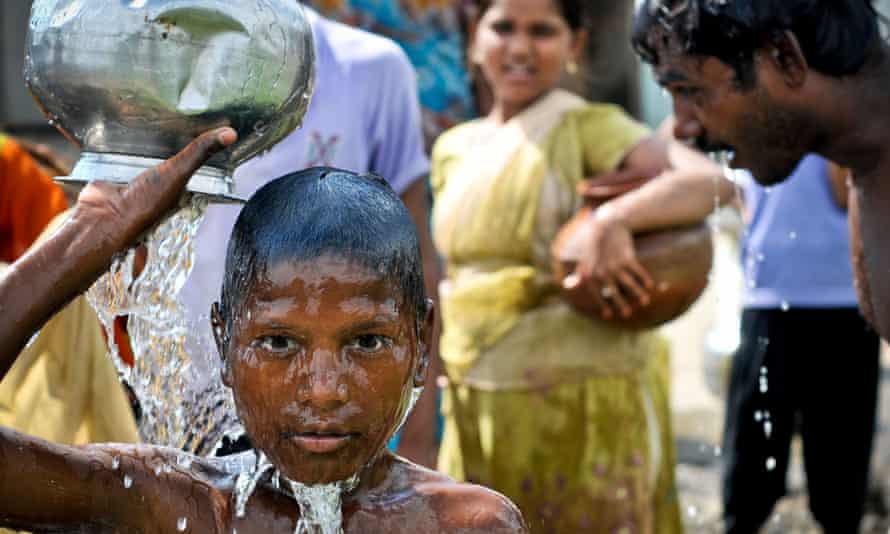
[397,178,442,468]
[0,129,235,531]
[0,129,235,376]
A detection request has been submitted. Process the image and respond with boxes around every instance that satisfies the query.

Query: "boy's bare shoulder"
[398,460,528,533]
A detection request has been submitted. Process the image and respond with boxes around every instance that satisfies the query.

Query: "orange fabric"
[0,135,69,263]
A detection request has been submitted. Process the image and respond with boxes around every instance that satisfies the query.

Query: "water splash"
[86,198,240,455]
[232,451,359,534]
[177,517,188,532]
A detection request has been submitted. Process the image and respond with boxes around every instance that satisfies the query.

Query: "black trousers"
[722,308,880,534]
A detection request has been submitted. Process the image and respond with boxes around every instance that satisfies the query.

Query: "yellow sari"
[432,90,683,533]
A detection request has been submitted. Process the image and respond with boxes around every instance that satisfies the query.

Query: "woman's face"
[472,0,581,117]
[216,256,427,484]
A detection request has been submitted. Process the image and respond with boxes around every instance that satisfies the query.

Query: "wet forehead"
[248,256,402,318]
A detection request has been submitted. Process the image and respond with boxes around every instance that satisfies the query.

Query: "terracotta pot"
[552,168,713,329]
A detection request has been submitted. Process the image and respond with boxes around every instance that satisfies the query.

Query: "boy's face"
[216,255,427,484]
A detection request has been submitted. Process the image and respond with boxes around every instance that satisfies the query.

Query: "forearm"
[600,167,733,231]
[0,426,119,530]
[608,139,734,232]
[0,211,123,377]
[0,128,233,379]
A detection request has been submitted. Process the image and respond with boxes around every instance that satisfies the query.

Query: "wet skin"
[0,434,523,533]
[217,256,426,485]
[0,131,528,533]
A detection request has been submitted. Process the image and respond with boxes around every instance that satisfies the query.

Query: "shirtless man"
[607,0,890,340]
[0,129,526,533]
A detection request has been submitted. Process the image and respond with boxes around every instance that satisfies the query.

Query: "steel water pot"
[24,0,315,200]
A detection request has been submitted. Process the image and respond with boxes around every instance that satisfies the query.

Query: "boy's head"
[211,167,432,484]
[632,0,881,184]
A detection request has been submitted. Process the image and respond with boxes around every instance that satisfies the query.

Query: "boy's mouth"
[285,430,359,454]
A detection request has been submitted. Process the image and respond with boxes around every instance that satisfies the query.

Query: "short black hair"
[633,0,882,87]
[218,167,426,346]
[468,0,586,31]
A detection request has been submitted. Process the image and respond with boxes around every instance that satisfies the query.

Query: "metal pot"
[24,0,315,200]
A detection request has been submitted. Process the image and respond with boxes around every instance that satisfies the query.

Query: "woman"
[431,0,720,531]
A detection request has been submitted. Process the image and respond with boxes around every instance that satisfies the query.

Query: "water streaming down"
[87,197,241,452]
[230,386,423,533]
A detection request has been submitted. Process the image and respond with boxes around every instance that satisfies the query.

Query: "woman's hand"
[564,206,655,320]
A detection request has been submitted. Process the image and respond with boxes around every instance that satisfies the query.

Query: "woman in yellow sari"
[432,0,721,531]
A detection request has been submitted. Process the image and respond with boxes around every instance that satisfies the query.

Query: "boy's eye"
[255,335,300,354]
[347,334,390,353]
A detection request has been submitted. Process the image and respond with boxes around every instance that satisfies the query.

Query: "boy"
[0,129,526,533]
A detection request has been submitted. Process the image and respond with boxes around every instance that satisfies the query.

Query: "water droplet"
[765,457,777,471]
[687,505,699,518]
[760,366,768,375]
[177,517,188,531]
[764,421,773,438]
[781,301,790,312]
[123,474,133,488]
[788,231,797,240]
[754,411,763,422]
[111,456,120,470]
[756,253,765,263]
[154,464,163,476]
[764,186,773,194]
[759,379,768,394]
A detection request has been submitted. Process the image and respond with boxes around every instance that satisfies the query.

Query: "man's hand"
[565,207,654,320]
[74,128,237,253]
[0,128,236,378]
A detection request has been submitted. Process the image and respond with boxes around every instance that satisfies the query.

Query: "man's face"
[220,256,423,484]
[653,48,811,185]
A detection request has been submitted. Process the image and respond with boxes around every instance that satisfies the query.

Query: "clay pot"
[551,168,713,329]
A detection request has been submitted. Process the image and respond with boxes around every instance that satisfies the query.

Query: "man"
[626,0,890,343]
[179,5,441,465]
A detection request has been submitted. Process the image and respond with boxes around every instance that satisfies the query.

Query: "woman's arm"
[569,134,732,318]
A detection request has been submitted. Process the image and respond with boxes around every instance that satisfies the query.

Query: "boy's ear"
[413,299,436,387]
[211,302,234,387]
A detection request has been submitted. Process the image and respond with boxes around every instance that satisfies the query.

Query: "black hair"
[467,0,586,30]
[633,0,881,87]
[218,167,426,346]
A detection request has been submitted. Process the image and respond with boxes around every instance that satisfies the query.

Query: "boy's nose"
[301,349,348,407]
